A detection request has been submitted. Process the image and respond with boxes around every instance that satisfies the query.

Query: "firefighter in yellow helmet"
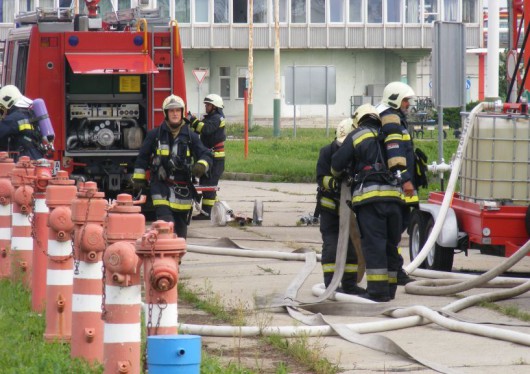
[132,94,212,238]
[315,115,365,295]
[187,93,226,220]
[332,104,404,302]
[376,82,420,285]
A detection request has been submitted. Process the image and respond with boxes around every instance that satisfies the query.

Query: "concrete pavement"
[179,180,530,373]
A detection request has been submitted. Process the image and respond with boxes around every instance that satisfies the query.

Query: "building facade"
[0,0,483,122]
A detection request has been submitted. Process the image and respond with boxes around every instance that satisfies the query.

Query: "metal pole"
[197,83,201,117]
[325,66,329,137]
[293,65,296,138]
[273,0,281,137]
[248,0,254,131]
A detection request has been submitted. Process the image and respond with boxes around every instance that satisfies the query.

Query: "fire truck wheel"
[423,217,454,272]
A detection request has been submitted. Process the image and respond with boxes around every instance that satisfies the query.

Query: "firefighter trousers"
[356,201,402,299]
[198,158,225,215]
[319,209,359,293]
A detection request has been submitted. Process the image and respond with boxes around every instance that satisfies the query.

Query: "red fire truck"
[1,1,186,197]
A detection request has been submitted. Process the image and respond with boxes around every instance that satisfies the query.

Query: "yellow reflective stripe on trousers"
[351,189,402,204]
[320,197,336,210]
[322,263,335,273]
[344,264,358,273]
[366,274,389,281]
[202,198,216,207]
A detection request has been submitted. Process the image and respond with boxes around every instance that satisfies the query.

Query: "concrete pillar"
[406,61,418,94]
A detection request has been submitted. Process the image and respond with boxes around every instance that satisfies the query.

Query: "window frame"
[219,66,231,100]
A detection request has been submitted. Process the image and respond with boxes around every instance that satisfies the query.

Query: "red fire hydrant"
[44,170,78,342]
[31,159,52,312]
[70,181,107,364]
[10,156,35,285]
[102,194,145,374]
[136,220,186,336]
[0,152,15,279]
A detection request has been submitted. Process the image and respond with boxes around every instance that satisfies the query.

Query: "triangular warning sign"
[192,70,208,84]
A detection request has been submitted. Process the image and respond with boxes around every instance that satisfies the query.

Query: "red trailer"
[409,108,530,271]
[1,3,186,196]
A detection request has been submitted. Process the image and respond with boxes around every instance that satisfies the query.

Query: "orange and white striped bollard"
[103,194,145,374]
[0,152,15,278]
[44,170,78,342]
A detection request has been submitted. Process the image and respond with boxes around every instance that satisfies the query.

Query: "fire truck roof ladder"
[103,7,161,27]
[15,7,74,24]
[151,25,175,128]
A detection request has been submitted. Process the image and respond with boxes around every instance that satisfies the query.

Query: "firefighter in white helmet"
[315,114,365,295]
[376,81,420,285]
[187,93,226,220]
[0,85,44,161]
[133,94,212,239]
[331,103,404,302]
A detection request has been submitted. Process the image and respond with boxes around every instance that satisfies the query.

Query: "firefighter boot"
[397,268,415,285]
[341,272,366,295]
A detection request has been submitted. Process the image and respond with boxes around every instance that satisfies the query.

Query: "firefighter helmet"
[162,95,185,119]
[352,103,380,127]
[335,118,355,145]
[0,85,22,115]
[378,82,415,113]
[204,93,224,109]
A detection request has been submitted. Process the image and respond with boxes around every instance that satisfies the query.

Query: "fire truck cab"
[1,3,186,196]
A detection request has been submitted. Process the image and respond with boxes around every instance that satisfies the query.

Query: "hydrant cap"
[110,194,141,213]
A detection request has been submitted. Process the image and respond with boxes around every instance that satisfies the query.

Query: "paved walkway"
[179,180,530,373]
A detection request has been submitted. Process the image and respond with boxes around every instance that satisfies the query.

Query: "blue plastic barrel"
[147,335,202,373]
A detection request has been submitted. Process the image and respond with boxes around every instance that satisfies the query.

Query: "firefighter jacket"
[331,119,403,208]
[316,141,341,214]
[191,109,226,159]
[0,106,44,160]
[133,121,212,212]
[379,108,418,205]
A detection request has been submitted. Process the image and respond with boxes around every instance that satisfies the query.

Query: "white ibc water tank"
[460,113,530,205]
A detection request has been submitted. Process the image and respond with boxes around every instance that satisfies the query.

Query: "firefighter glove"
[188,115,199,128]
[132,178,147,193]
[192,163,206,178]
[157,166,168,181]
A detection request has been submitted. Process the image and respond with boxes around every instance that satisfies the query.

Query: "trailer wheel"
[424,217,454,271]
[409,209,429,269]
[409,211,454,271]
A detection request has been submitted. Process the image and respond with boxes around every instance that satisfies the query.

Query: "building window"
[348,0,362,22]
[444,0,458,22]
[278,0,288,22]
[368,0,382,23]
[330,0,344,23]
[405,0,420,23]
[462,0,477,23]
[237,68,249,99]
[195,0,209,22]
[233,0,248,23]
[291,0,306,23]
[175,0,191,23]
[310,0,325,23]
[220,67,231,100]
[214,0,229,23]
[386,0,401,23]
[424,0,438,23]
[253,0,268,22]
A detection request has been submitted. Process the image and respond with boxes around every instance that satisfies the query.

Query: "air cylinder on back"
[32,98,55,143]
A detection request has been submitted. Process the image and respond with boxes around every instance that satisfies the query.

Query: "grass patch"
[178,281,340,374]
[224,124,460,196]
[0,280,102,373]
[478,301,530,322]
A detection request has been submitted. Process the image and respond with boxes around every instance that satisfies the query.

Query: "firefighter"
[376,82,417,285]
[188,93,226,220]
[132,95,212,239]
[316,117,365,295]
[0,85,44,161]
[331,104,404,302]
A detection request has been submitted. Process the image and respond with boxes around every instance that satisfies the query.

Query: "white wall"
[184,49,403,123]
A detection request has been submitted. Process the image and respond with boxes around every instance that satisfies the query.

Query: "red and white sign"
[192,69,208,85]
